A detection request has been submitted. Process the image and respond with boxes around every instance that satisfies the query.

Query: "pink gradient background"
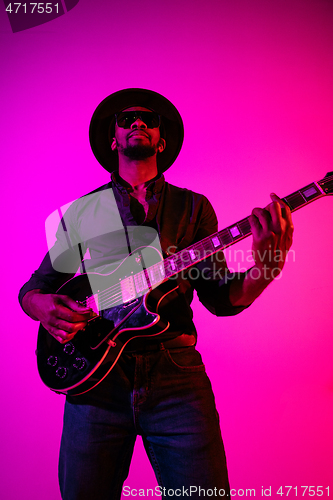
[1,0,333,498]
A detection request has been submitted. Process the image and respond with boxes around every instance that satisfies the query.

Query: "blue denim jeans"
[59,346,230,499]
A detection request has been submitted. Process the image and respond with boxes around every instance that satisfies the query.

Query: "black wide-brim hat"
[89,88,184,173]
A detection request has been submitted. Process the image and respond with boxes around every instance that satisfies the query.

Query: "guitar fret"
[300,183,322,201]
[284,192,307,210]
[189,249,197,261]
[228,224,241,239]
[168,253,182,274]
[173,253,183,269]
[163,261,174,279]
[319,175,333,193]
[194,243,206,258]
[210,235,221,248]
[176,251,186,267]
[238,217,251,236]
[220,229,233,246]
[169,258,177,271]
[181,250,194,266]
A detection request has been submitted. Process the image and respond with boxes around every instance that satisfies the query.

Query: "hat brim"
[89,88,184,173]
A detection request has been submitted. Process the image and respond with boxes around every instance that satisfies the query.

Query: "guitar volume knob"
[47,356,58,367]
[73,357,86,370]
[63,342,75,355]
[56,367,68,378]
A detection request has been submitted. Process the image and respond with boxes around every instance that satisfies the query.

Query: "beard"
[119,143,157,161]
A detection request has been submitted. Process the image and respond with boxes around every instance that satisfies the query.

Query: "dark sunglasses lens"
[142,112,160,128]
[116,112,134,128]
[116,112,160,128]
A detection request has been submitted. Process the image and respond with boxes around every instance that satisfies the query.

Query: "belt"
[123,333,196,353]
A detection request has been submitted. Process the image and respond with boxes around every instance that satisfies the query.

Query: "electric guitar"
[37,173,333,396]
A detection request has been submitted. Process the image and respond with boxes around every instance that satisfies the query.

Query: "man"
[19,89,293,499]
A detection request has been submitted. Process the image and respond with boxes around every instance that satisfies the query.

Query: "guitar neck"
[156,174,333,280]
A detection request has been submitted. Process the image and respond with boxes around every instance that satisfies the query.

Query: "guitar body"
[36,272,172,396]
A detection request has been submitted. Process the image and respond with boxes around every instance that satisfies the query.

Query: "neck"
[118,156,158,188]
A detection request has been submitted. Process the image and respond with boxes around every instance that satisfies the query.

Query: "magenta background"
[1,0,333,498]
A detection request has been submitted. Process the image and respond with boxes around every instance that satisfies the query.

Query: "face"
[111,106,165,160]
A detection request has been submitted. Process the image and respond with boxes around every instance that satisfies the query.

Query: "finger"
[251,207,272,233]
[46,325,76,344]
[58,294,94,313]
[266,200,283,234]
[270,193,285,207]
[271,193,294,228]
[248,213,262,239]
[56,298,95,323]
[54,332,76,344]
[270,193,292,218]
[50,317,88,334]
[270,193,294,235]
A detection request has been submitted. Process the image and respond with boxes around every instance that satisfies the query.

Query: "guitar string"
[86,289,123,305]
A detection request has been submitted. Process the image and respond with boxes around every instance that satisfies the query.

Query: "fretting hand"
[249,193,294,280]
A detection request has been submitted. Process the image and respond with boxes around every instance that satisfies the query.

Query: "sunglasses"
[115,111,160,129]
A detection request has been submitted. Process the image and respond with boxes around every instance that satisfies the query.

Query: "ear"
[111,137,117,151]
[157,138,166,153]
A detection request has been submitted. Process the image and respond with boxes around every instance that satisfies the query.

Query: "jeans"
[59,346,230,499]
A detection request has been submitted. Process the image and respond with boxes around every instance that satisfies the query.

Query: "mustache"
[129,131,150,138]
[119,144,157,160]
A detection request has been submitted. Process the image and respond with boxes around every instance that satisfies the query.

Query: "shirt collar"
[110,171,165,195]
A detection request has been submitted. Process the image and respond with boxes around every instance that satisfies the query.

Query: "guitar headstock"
[319,172,333,196]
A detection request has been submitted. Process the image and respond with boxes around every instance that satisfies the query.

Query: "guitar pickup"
[134,272,149,295]
[120,276,136,303]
